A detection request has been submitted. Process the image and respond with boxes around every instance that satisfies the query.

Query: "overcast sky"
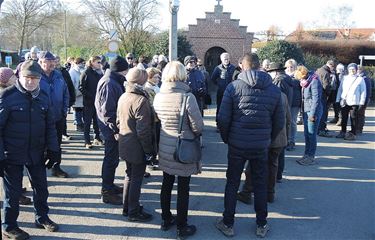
[60,0,375,35]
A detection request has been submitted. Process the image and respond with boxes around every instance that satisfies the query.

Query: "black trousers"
[341,105,359,135]
[160,172,191,229]
[53,118,64,169]
[83,105,100,144]
[123,161,146,215]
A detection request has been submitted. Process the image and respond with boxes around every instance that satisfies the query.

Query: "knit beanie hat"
[20,60,43,78]
[347,63,357,70]
[0,67,14,85]
[126,68,148,86]
[184,56,197,66]
[110,56,129,72]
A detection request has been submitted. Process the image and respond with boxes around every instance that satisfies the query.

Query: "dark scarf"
[300,73,319,89]
[15,79,40,98]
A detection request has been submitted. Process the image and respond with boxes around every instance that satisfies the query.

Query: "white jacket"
[336,74,366,106]
[69,66,84,108]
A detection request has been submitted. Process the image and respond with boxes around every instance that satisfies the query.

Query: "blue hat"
[39,51,56,60]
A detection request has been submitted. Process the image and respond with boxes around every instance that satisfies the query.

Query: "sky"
[59,0,375,35]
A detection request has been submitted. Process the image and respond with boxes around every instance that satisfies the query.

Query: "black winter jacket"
[0,85,59,165]
[218,70,284,150]
[80,66,103,106]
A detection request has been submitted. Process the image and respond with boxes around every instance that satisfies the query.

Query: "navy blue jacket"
[302,73,323,116]
[0,85,59,165]
[211,63,235,93]
[80,66,103,106]
[218,70,285,150]
[40,70,70,122]
[290,77,302,108]
[186,68,206,97]
[95,70,125,138]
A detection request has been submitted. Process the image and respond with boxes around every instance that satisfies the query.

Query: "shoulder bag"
[174,94,202,164]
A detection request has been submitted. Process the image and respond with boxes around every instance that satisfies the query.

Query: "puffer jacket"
[218,70,284,150]
[153,81,204,177]
[40,70,69,122]
[117,84,156,165]
[211,63,236,94]
[302,73,323,116]
[69,66,83,108]
[0,84,59,165]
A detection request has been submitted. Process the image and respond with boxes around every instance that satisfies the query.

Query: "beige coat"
[153,81,204,176]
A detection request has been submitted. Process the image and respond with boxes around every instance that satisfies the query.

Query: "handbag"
[339,76,357,108]
[174,94,202,164]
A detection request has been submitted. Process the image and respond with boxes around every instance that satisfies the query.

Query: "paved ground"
[1,105,375,240]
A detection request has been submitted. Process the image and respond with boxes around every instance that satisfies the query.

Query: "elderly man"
[211,52,235,128]
[1,60,60,239]
[215,53,284,238]
[39,51,70,178]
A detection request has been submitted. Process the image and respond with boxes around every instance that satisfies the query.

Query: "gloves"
[45,150,61,169]
[309,115,316,122]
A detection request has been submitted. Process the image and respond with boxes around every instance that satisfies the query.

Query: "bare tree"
[266,25,283,41]
[1,0,60,54]
[295,22,305,41]
[322,4,355,29]
[82,0,159,55]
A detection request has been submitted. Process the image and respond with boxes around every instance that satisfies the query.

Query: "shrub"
[257,40,304,64]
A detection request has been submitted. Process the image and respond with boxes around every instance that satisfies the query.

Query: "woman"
[69,57,85,131]
[153,61,203,239]
[294,65,323,166]
[117,68,156,222]
[79,56,104,149]
[335,63,366,140]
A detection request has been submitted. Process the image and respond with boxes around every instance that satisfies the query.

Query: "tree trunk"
[18,16,27,55]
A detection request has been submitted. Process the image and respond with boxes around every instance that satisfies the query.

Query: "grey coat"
[153,81,204,177]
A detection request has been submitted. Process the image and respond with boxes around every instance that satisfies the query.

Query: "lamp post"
[169,0,179,61]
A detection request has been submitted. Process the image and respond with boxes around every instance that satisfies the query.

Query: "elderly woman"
[335,63,366,140]
[117,68,156,222]
[294,65,323,166]
[153,61,203,239]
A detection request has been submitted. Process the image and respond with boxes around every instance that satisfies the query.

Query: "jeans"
[73,107,84,125]
[242,147,282,195]
[83,105,100,144]
[341,105,359,135]
[102,135,119,191]
[289,107,300,144]
[2,164,49,231]
[160,172,191,229]
[303,110,322,157]
[318,96,328,131]
[123,161,146,215]
[224,146,268,227]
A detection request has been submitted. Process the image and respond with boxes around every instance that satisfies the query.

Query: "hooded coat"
[218,70,284,150]
[153,81,204,177]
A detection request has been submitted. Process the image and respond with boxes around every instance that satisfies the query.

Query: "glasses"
[95,62,102,64]
[189,61,196,64]
[127,57,133,60]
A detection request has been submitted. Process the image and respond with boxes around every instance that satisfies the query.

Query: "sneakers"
[215,218,234,237]
[161,215,176,231]
[102,191,122,205]
[296,155,308,164]
[344,132,356,141]
[237,191,252,205]
[336,131,346,138]
[62,134,72,141]
[318,130,332,138]
[85,143,93,149]
[93,138,104,146]
[112,184,124,194]
[19,195,32,205]
[177,224,197,240]
[2,227,30,240]
[35,218,59,232]
[286,142,295,151]
[51,167,69,178]
[298,156,317,166]
[256,224,270,238]
[128,208,153,222]
[329,118,338,123]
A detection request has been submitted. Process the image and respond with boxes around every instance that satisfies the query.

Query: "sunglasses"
[127,57,133,60]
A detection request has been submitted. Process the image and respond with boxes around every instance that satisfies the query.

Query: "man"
[211,52,235,127]
[316,60,336,137]
[95,56,129,205]
[69,57,85,132]
[215,53,284,238]
[39,51,70,178]
[0,60,60,239]
[55,56,76,141]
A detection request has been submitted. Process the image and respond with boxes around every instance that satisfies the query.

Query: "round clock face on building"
[108,40,119,52]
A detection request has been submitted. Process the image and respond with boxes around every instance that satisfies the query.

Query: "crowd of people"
[0,47,372,239]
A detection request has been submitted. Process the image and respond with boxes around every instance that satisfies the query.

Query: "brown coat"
[117,84,156,165]
[153,81,204,176]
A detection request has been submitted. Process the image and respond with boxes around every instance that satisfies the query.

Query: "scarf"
[15,79,40,98]
[300,73,318,89]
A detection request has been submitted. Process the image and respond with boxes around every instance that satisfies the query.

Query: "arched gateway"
[183,1,254,75]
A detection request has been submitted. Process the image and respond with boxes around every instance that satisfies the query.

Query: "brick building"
[184,0,254,75]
